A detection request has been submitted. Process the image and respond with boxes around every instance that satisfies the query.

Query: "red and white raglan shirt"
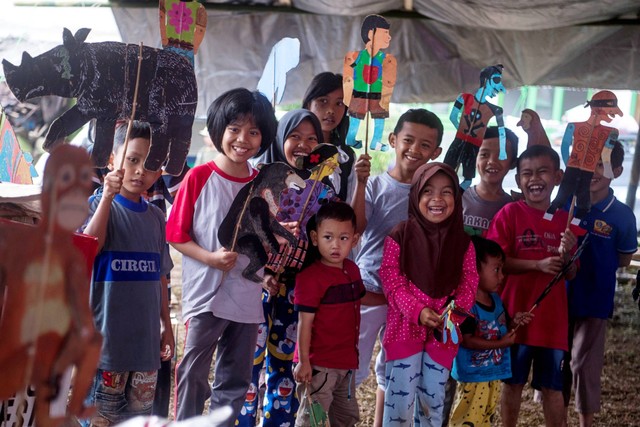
[166,161,264,324]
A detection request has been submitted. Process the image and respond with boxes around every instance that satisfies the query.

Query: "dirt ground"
[169,249,640,426]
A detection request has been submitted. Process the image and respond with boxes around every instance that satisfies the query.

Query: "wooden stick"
[119,43,144,171]
[566,195,577,229]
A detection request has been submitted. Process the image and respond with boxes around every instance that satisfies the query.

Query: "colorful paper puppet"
[544,90,622,226]
[2,28,197,175]
[443,64,507,189]
[257,37,301,105]
[0,145,102,427]
[159,0,207,65]
[0,111,37,184]
[218,162,306,282]
[343,14,397,152]
[517,108,551,148]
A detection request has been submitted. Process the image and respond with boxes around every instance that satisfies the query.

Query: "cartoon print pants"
[383,352,449,427]
[449,380,500,427]
[82,369,157,426]
[238,279,299,427]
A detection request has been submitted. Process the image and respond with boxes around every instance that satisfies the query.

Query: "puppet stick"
[118,42,145,171]
[212,182,255,297]
[511,235,589,333]
[363,28,377,157]
[566,195,577,229]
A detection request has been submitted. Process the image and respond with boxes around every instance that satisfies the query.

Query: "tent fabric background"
[112,3,639,117]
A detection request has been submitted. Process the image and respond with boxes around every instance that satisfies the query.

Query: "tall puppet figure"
[0,145,101,426]
[159,0,207,65]
[443,64,507,189]
[544,90,622,226]
[343,14,397,152]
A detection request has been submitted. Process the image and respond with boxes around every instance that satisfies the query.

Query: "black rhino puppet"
[2,28,197,175]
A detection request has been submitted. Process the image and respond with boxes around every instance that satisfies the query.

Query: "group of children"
[76,70,636,427]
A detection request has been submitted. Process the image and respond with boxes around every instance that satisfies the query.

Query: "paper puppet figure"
[0,111,37,184]
[518,108,551,148]
[218,162,306,282]
[545,90,622,226]
[159,0,207,65]
[2,28,197,175]
[343,14,397,152]
[0,144,102,426]
[443,64,507,189]
[257,38,301,105]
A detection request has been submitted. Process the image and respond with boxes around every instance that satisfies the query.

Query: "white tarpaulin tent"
[108,0,640,117]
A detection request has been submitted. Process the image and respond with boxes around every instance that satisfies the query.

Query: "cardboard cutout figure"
[545,90,622,226]
[0,111,37,184]
[257,38,301,105]
[343,14,397,152]
[217,162,306,283]
[443,64,507,189]
[518,108,551,148]
[0,144,102,427]
[2,28,197,175]
[159,0,207,65]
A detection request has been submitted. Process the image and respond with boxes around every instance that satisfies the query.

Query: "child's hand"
[499,330,517,347]
[419,307,443,329]
[354,154,372,184]
[559,228,577,260]
[262,274,281,296]
[513,311,534,326]
[160,325,175,361]
[536,256,564,274]
[210,247,238,271]
[294,362,312,383]
[102,169,124,200]
[279,221,300,239]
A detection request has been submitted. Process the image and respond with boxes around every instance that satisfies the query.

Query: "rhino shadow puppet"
[2,28,197,175]
[218,162,306,283]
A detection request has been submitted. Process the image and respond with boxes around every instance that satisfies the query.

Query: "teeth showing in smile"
[232,146,248,155]
[405,155,419,162]
[293,151,309,158]
[528,185,544,194]
[429,206,445,214]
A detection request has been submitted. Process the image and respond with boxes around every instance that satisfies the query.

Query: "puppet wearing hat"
[544,90,622,226]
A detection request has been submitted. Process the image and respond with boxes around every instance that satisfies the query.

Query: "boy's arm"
[461,331,515,350]
[83,169,123,251]
[619,253,634,267]
[159,275,174,361]
[351,154,371,235]
[293,311,315,383]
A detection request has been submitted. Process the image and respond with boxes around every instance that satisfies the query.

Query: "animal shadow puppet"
[218,162,306,283]
[2,28,197,175]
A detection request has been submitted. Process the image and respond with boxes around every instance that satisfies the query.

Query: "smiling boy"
[487,145,578,427]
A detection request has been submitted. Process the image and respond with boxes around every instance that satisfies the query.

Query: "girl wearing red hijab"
[380,163,478,426]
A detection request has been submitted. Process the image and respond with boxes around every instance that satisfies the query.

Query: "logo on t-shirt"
[94,251,161,283]
[592,219,613,238]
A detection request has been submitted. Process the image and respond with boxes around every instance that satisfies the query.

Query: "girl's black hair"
[302,72,350,148]
[206,88,277,157]
[470,235,506,270]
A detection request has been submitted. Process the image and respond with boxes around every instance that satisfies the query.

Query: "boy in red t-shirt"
[293,201,367,426]
[487,145,578,427]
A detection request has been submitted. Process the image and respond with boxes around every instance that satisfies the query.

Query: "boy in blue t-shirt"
[82,122,174,426]
[450,236,532,427]
[564,141,637,427]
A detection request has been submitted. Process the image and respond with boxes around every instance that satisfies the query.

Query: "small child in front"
[293,201,364,427]
[380,162,479,426]
[449,236,532,427]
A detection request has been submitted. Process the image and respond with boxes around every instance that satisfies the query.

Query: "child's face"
[114,137,161,202]
[478,255,505,294]
[310,218,359,269]
[516,155,562,210]
[418,172,455,224]
[283,119,319,168]
[590,159,622,197]
[308,88,346,135]
[390,122,442,174]
[477,137,513,187]
[220,115,262,164]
